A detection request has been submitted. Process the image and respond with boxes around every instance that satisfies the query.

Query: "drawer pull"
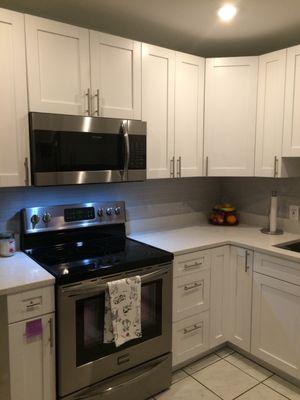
[184,282,202,291]
[26,302,41,311]
[183,323,202,335]
[184,260,204,270]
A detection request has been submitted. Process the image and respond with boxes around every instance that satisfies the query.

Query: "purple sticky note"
[25,318,43,339]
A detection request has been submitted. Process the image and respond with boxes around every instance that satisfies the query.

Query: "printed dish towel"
[104,276,142,347]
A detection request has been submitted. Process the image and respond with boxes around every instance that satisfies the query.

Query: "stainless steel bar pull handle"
[183,323,202,335]
[184,281,202,291]
[49,317,54,348]
[245,250,250,272]
[274,156,278,178]
[85,88,91,115]
[184,260,203,270]
[24,157,29,186]
[177,156,182,178]
[205,156,208,176]
[170,156,175,178]
[94,89,100,116]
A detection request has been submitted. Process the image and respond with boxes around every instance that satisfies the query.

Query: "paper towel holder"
[261,191,284,235]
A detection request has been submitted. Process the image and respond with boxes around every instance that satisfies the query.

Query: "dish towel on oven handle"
[104,276,142,347]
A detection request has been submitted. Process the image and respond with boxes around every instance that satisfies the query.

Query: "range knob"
[114,207,121,215]
[42,212,52,224]
[97,208,104,217]
[30,214,40,228]
[106,207,113,216]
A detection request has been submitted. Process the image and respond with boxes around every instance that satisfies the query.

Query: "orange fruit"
[227,215,237,225]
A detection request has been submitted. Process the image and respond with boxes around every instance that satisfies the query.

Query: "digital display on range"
[64,207,95,222]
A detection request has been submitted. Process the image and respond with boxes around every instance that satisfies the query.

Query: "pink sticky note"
[25,318,43,338]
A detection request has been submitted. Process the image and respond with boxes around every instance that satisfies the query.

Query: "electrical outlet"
[289,205,299,221]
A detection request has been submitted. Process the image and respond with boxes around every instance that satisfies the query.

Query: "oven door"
[57,263,172,398]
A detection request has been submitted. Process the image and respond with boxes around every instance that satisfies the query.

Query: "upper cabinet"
[283,45,300,157]
[25,16,142,119]
[174,52,205,177]
[25,15,90,115]
[0,9,29,187]
[204,57,258,176]
[142,44,175,179]
[255,50,287,177]
[90,32,141,119]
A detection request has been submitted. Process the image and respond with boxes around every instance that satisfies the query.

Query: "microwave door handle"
[122,121,130,180]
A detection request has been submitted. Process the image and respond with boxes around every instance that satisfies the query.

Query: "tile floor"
[154,346,300,400]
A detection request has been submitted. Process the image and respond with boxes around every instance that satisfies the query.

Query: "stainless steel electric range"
[20,201,173,400]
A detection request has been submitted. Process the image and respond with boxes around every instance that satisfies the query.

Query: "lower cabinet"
[6,286,56,400]
[210,246,230,347]
[172,311,210,366]
[252,272,300,379]
[229,246,253,352]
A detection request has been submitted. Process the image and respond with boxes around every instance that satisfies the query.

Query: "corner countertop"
[129,224,300,263]
[0,252,54,296]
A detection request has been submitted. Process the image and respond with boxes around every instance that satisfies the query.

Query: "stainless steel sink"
[274,240,300,253]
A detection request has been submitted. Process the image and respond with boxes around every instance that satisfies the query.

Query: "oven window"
[33,130,124,172]
[76,281,162,366]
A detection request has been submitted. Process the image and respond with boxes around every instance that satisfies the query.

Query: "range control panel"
[22,201,126,234]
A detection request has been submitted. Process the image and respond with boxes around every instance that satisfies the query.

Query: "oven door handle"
[70,354,169,399]
[62,266,170,297]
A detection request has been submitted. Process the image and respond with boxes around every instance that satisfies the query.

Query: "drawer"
[173,269,210,321]
[172,311,210,367]
[7,286,55,324]
[254,252,300,286]
[174,250,211,278]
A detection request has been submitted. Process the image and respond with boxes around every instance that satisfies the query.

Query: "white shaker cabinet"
[142,44,175,179]
[283,45,300,156]
[204,57,258,176]
[210,246,230,347]
[255,50,287,177]
[90,32,141,119]
[229,247,253,352]
[252,273,300,379]
[0,8,29,187]
[174,52,205,177]
[9,314,56,400]
[25,15,90,115]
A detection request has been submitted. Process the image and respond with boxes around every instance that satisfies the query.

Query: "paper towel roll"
[269,191,278,233]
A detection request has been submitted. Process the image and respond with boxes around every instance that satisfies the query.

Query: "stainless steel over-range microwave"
[29,112,147,186]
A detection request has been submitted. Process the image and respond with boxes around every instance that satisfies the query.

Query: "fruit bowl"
[209,203,239,226]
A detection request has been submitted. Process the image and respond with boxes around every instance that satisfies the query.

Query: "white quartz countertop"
[130,224,300,263]
[0,252,54,296]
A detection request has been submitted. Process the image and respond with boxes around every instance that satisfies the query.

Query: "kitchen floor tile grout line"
[169,348,298,400]
[222,353,275,382]
[188,372,224,400]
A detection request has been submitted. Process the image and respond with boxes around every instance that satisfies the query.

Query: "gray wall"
[0,178,220,233]
[221,177,300,219]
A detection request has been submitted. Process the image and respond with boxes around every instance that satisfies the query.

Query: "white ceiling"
[1,0,300,56]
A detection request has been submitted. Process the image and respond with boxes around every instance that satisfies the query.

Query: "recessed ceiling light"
[218,4,238,22]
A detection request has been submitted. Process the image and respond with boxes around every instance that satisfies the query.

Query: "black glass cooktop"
[25,235,173,284]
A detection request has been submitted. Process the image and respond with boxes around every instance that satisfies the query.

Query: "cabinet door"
[25,15,90,115]
[174,52,204,177]
[252,273,300,379]
[204,57,258,176]
[0,8,29,187]
[90,32,141,119]
[172,311,210,367]
[9,314,55,400]
[142,44,175,179]
[283,45,300,156]
[229,247,253,351]
[255,50,286,177]
[210,246,230,347]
